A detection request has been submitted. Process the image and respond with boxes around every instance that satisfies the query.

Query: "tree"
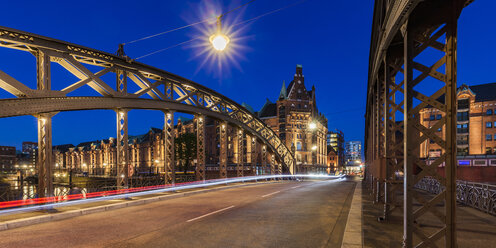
[174,133,197,173]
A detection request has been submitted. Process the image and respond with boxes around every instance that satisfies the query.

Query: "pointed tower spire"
[279,80,287,100]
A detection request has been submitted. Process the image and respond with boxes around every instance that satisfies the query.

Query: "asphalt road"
[0,178,357,248]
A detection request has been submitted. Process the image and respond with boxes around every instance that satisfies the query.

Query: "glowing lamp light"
[209,33,230,51]
[312,145,318,151]
[309,122,317,130]
[209,16,230,52]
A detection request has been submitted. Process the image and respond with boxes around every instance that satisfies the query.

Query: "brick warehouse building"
[420,82,496,183]
[256,65,328,173]
[53,117,268,177]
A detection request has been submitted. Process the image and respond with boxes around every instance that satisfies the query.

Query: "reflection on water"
[3,180,88,202]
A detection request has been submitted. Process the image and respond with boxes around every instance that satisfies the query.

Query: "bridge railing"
[416,177,496,216]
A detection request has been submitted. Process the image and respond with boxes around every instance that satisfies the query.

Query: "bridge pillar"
[164,111,175,185]
[270,153,275,175]
[37,113,54,198]
[116,109,129,188]
[195,115,206,181]
[236,128,244,177]
[402,6,459,245]
[36,50,54,198]
[262,145,267,175]
[219,121,228,178]
[250,136,257,175]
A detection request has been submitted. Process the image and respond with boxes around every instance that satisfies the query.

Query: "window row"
[429,114,442,120]
[486,134,496,141]
[486,122,496,128]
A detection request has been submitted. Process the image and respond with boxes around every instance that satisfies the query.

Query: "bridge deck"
[0,179,356,248]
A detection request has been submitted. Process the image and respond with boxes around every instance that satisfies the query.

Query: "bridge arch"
[0,26,294,193]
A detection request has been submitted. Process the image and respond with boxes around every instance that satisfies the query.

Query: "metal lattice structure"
[366,0,473,247]
[164,111,175,184]
[195,114,206,181]
[237,128,244,177]
[0,26,295,192]
[116,109,129,188]
[219,122,228,179]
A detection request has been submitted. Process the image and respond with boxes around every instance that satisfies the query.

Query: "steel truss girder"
[196,115,206,181]
[270,154,276,175]
[262,145,267,175]
[0,25,294,174]
[164,111,175,184]
[37,113,54,197]
[236,128,244,177]
[402,12,458,247]
[116,109,129,188]
[219,122,228,178]
[251,136,257,175]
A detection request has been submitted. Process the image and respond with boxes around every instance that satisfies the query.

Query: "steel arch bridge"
[0,26,294,197]
[366,0,473,247]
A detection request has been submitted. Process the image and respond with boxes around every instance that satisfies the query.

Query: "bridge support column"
[270,153,276,175]
[250,136,257,175]
[262,145,267,175]
[195,115,206,181]
[116,109,129,188]
[37,113,54,198]
[219,121,228,178]
[236,128,244,177]
[402,6,458,245]
[164,111,175,185]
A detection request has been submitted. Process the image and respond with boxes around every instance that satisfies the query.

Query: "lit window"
[486,134,492,141]
[487,109,493,115]
[430,115,435,120]
[436,114,442,120]
[487,122,493,128]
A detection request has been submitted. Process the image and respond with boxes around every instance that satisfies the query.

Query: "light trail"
[0,175,344,215]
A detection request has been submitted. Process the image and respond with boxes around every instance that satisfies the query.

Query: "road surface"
[0,178,357,248]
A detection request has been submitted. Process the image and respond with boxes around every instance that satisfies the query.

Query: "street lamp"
[209,16,230,51]
[309,122,317,130]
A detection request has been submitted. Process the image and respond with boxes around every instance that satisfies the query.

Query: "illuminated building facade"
[257,65,328,172]
[327,129,345,170]
[420,83,496,158]
[345,141,362,165]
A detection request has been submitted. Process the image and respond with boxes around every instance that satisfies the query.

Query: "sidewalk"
[341,181,363,248]
[361,183,496,247]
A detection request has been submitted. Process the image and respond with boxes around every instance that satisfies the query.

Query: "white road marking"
[261,190,281,198]
[291,185,302,189]
[186,205,235,222]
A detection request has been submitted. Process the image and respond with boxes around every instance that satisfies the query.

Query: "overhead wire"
[133,0,308,60]
[124,0,257,46]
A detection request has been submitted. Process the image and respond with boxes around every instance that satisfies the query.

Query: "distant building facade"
[52,118,270,177]
[420,83,496,158]
[327,129,345,170]
[345,141,362,165]
[256,65,328,172]
[0,146,16,172]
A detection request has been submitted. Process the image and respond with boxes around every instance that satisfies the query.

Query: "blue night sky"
[0,0,495,150]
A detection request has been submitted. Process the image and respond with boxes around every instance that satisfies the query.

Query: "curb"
[341,181,363,248]
[0,181,279,232]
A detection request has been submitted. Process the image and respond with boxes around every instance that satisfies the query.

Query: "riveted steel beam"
[164,111,175,185]
[116,109,129,188]
[195,114,206,181]
[219,121,228,178]
[236,128,244,177]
